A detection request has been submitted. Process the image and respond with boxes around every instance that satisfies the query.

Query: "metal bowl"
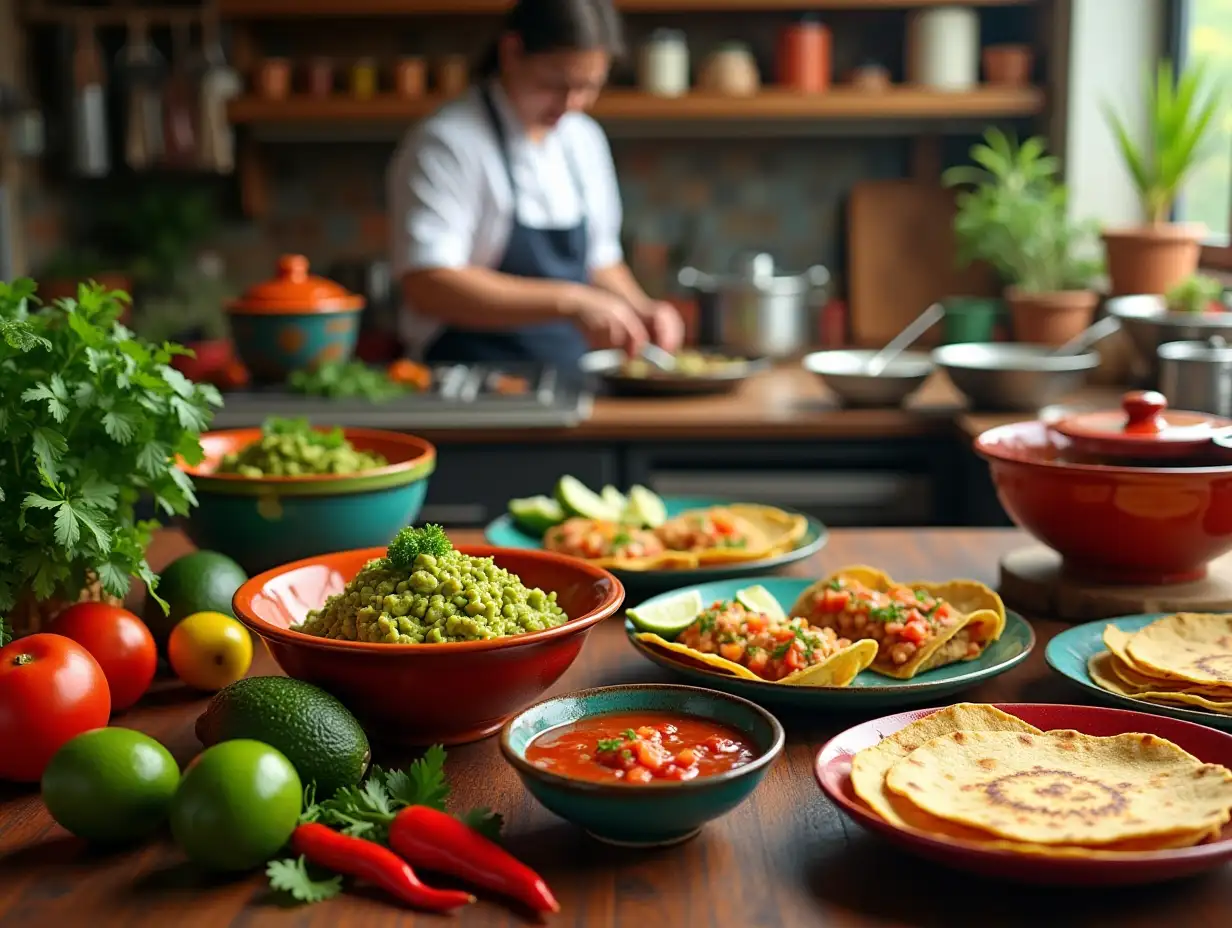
[932,343,1099,412]
[1107,294,1232,386]
[802,349,935,408]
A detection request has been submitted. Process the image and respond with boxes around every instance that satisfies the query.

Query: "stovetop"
[209,364,594,431]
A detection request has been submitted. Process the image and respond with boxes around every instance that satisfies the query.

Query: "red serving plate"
[814,703,1232,886]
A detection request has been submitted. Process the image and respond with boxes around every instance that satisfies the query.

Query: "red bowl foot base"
[998,545,1232,622]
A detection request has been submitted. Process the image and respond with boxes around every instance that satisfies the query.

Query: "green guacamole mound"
[217,417,388,478]
[294,525,569,644]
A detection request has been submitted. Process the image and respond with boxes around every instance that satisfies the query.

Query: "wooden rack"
[218,0,1035,16]
[22,1,208,25]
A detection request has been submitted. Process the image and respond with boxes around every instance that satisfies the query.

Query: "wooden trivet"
[998,545,1232,621]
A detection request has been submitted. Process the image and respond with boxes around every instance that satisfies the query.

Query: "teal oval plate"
[485,497,828,593]
[1046,614,1232,732]
[622,576,1035,710]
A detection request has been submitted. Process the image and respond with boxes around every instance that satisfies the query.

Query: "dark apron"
[424,87,592,369]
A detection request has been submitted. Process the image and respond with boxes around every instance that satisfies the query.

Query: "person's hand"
[638,300,686,353]
[562,285,649,355]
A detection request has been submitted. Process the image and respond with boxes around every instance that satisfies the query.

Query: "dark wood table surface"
[3,528,1228,928]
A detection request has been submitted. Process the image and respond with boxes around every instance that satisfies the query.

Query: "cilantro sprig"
[0,280,220,616]
[386,524,453,571]
[266,744,503,905]
[0,616,12,647]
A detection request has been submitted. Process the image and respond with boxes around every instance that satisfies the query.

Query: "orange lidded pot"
[777,15,831,93]
[226,254,365,383]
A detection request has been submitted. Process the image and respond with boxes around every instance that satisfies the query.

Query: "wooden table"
[3,528,1228,928]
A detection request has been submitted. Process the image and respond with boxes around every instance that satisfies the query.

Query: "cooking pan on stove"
[580,349,770,397]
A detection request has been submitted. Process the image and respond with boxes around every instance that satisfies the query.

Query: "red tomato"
[0,634,111,782]
[47,603,158,711]
[900,622,929,645]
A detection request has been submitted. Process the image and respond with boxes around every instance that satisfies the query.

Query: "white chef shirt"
[388,81,625,354]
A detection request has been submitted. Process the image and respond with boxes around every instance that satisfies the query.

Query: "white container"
[639,29,689,97]
[906,7,979,91]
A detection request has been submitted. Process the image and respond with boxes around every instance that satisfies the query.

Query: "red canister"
[778,16,831,93]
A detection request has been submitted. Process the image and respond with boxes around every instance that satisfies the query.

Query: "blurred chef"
[388,0,684,368]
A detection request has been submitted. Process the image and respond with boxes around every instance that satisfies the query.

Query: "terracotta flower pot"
[10,578,122,638]
[1006,288,1099,346]
[982,44,1034,87]
[1102,224,1204,296]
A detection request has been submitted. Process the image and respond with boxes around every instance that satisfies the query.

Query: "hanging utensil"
[116,14,165,171]
[71,22,109,177]
[161,19,199,168]
[1052,313,1122,357]
[198,13,242,173]
[866,302,945,376]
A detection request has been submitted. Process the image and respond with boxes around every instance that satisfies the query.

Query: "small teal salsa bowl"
[500,684,784,848]
[226,254,363,383]
[181,427,435,574]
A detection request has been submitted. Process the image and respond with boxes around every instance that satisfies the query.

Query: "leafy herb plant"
[0,279,222,615]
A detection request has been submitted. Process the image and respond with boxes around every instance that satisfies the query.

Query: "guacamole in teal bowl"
[181,423,435,574]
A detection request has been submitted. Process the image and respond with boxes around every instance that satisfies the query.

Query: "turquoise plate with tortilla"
[1046,614,1232,733]
[484,497,828,593]
[623,576,1035,710]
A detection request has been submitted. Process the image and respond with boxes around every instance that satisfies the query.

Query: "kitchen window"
[1175,0,1232,268]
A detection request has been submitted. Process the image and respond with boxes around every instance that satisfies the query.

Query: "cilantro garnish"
[267,744,504,905]
[0,617,11,647]
[825,578,844,591]
[622,729,638,741]
[386,524,452,570]
[597,738,623,752]
[869,603,907,623]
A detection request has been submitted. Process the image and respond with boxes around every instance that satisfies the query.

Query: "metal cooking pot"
[1158,336,1232,417]
[1106,294,1232,387]
[678,252,830,358]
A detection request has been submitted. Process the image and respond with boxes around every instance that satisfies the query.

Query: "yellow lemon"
[168,611,253,692]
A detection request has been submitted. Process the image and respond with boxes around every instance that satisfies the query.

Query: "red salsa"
[524,711,758,785]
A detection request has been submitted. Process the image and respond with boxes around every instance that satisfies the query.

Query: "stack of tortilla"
[1088,613,1232,716]
[850,704,1232,856]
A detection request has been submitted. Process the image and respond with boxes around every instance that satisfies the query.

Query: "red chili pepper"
[388,805,560,914]
[290,823,474,913]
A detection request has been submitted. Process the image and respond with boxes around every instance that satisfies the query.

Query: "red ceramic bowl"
[815,702,1232,886]
[232,545,625,745]
[975,420,1232,584]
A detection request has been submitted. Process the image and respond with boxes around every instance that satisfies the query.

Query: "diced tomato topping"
[675,748,698,767]
[636,726,657,739]
[818,588,851,613]
[713,515,735,534]
[719,642,744,662]
[625,766,653,784]
[633,739,671,771]
[773,628,795,642]
[747,651,769,675]
[900,621,929,644]
[745,616,765,633]
[785,647,804,671]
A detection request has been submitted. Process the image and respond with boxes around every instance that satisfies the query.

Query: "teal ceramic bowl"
[181,427,435,574]
[500,684,784,847]
[228,309,361,383]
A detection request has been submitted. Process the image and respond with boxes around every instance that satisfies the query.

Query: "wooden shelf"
[229,87,1045,125]
[219,0,1035,17]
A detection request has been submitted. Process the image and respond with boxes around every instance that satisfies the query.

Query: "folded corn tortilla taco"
[789,566,1005,680]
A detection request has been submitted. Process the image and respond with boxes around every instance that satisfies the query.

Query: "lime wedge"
[508,496,565,535]
[624,484,667,528]
[555,475,621,521]
[601,485,628,512]
[735,585,786,622]
[627,589,705,638]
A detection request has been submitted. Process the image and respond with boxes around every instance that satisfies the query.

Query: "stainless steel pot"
[1106,294,1232,387]
[1158,337,1232,416]
[931,343,1100,411]
[678,252,830,358]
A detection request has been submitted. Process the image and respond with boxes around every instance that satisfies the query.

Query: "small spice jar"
[777,15,831,93]
[394,56,427,98]
[638,29,689,97]
[351,57,378,99]
[255,58,291,100]
[982,44,1034,86]
[435,55,470,97]
[699,42,760,97]
[305,56,334,97]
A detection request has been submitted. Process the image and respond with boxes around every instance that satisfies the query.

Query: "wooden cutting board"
[847,179,1001,348]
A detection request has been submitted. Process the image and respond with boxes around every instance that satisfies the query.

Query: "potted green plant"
[1102,60,1221,295]
[1164,273,1225,314]
[944,129,1104,345]
[0,278,222,636]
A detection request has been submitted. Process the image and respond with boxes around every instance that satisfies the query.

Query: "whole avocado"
[195,676,370,797]
[143,550,248,653]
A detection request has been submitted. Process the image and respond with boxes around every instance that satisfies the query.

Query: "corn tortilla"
[635,631,877,686]
[1124,613,1232,688]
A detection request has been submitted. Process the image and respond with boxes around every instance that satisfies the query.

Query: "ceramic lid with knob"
[227,254,365,314]
[1050,390,1232,460]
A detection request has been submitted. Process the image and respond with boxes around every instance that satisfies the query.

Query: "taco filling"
[544,518,666,561]
[655,508,761,553]
[677,600,857,682]
[797,575,979,672]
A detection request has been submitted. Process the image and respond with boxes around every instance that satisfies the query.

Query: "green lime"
[41,728,180,844]
[555,475,621,521]
[508,495,566,536]
[626,589,705,639]
[735,585,787,622]
[144,551,249,653]
[195,676,370,798]
[624,484,667,528]
[601,485,628,513]
[170,739,302,872]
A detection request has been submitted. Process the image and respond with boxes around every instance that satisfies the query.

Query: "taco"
[543,518,696,571]
[789,566,1005,680]
[635,598,877,687]
[654,504,808,565]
